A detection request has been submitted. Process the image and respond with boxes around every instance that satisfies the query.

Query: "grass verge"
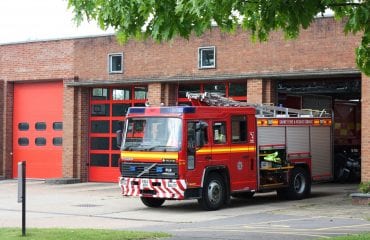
[321,233,370,240]
[0,228,170,240]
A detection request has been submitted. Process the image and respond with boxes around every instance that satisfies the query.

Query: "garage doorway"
[13,81,63,178]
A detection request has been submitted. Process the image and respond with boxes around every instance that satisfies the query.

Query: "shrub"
[359,182,370,194]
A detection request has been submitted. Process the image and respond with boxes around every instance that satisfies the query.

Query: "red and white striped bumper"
[119,177,187,199]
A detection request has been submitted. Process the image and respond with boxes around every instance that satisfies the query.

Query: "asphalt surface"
[0,180,369,240]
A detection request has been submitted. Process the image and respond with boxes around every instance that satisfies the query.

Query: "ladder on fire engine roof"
[186,92,331,118]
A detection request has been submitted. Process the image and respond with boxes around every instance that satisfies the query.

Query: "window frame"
[198,46,216,69]
[231,115,248,144]
[108,53,123,74]
[212,121,227,144]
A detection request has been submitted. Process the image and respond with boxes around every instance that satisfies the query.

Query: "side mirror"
[116,120,124,148]
[116,130,123,148]
[195,121,208,148]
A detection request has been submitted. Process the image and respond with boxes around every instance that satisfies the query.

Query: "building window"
[204,83,226,96]
[229,82,247,97]
[134,86,148,99]
[113,88,130,100]
[18,122,29,131]
[91,120,110,133]
[53,137,63,146]
[35,122,47,131]
[18,138,29,146]
[35,137,46,146]
[53,122,63,130]
[108,53,123,73]
[92,88,109,100]
[91,104,110,116]
[198,46,216,69]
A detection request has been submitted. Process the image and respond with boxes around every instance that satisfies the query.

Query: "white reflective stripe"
[120,177,187,199]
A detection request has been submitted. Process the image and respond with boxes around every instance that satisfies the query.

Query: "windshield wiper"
[147,145,168,151]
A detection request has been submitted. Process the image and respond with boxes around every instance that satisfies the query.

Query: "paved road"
[0,180,369,239]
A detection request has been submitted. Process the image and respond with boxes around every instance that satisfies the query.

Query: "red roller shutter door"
[13,82,63,178]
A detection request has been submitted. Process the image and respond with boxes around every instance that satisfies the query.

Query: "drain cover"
[74,204,102,208]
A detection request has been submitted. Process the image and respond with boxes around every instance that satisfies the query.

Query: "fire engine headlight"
[167,181,178,188]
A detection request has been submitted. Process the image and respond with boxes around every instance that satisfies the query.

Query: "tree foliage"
[68,0,370,75]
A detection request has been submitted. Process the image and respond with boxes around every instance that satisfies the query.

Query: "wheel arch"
[292,163,311,179]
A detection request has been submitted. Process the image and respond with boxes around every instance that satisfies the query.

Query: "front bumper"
[119,177,187,199]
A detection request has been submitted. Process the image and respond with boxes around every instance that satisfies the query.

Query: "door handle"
[242,155,249,159]
[205,155,212,160]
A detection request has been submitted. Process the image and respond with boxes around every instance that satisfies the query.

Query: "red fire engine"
[118,92,332,210]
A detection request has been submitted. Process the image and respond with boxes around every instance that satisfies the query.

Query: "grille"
[121,162,178,179]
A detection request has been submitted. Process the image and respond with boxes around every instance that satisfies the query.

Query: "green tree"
[68,0,370,75]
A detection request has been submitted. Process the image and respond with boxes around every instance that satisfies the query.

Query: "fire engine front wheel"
[198,173,226,211]
[140,197,165,208]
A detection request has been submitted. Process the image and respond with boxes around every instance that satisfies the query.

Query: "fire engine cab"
[118,92,332,210]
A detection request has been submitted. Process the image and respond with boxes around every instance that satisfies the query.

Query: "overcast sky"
[0,0,113,44]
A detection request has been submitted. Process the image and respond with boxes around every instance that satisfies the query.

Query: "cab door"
[210,120,230,167]
[229,115,257,191]
[185,120,211,188]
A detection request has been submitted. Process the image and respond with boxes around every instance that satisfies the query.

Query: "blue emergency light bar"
[127,106,195,114]
[128,108,145,114]
[160,106,195,114]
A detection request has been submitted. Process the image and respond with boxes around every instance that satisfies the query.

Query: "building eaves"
[66,68,361,87]
[0,33,115,46]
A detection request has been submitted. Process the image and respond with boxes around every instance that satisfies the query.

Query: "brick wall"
[361,74,370,182]
[247,79,263,103]
[62,79,77,178]
[61,79,90,181]
[147,83,162,106]
[2,82,13,178]
[75,87,89,181]
[263,79,276,104]
[72,18,359,81]
[0,40,75,81]
[162,84,178,106]
[0,80,3,177]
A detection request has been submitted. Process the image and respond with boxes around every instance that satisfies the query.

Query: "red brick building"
[0,17,368,182]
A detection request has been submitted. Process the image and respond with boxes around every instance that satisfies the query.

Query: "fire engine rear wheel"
[140,197,165,208]
[280,167,310,200]
[198,173,225,211]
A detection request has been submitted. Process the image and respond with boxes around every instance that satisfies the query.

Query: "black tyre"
[198,173,226,211]
[140,197,165,208]
[231,192,255,199]
[285,167,311,200]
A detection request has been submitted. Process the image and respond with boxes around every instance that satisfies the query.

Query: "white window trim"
[108,53,123,74]
[198,46,216,69]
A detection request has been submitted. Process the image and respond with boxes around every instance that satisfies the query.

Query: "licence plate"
[141,179,149,188]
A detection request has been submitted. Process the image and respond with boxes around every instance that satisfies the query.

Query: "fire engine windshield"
[122,117,182,152]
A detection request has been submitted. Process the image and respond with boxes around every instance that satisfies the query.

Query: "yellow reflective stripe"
[196,146,256,154]
[212,148,230,153]
[231,146,256,152]
[121,146,256,159]
[121,151,178,160]
[196,148,212,154]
